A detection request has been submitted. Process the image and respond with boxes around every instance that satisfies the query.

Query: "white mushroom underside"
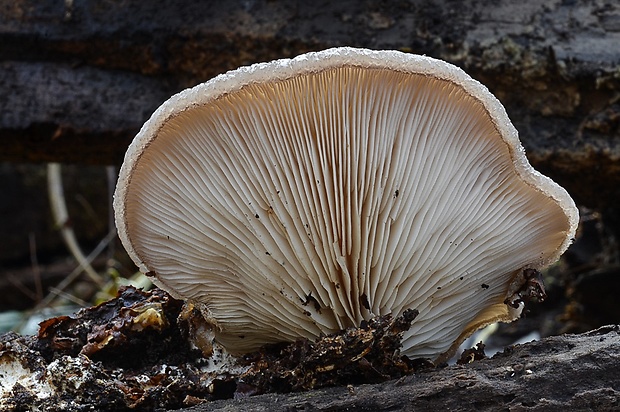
[120,63,573,359]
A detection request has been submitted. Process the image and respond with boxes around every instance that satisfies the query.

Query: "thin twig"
[47,287,89,307]
[6,273,37,301]
[33,228,117,312]
[47,163,104,286]
[29,232,43,302]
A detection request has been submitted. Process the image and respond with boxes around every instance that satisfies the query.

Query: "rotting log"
[1,286,618,411]
[180,325,620,412]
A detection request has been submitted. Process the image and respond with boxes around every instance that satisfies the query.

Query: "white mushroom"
[113,47,579,361]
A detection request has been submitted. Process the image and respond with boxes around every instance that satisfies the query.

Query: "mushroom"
[113,47,579,361]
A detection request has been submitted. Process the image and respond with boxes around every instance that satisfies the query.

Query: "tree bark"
[182,325,620,412]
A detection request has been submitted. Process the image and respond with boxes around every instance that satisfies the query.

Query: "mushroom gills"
[114,47,579,361]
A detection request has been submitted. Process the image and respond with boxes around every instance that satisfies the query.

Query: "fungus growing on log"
[113,47,578,361]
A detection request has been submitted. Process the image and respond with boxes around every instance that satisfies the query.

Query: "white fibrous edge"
[113,47,579,361]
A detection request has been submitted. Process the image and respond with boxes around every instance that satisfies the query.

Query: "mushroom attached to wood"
[113,47,579,361]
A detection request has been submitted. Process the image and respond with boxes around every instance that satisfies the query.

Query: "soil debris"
[0,287,430,411]
[456,342,487,365]
[236,308,426,395]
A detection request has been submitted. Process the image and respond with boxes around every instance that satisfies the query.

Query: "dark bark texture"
[183,326,620,412]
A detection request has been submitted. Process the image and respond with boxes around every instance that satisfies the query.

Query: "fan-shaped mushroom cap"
[114,47,578,361]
